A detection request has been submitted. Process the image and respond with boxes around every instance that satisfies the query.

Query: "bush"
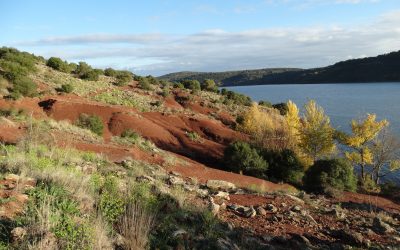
[75,113,104,136]
[146,75,159,85]
[173,82,184,89]
[10,76,37,99]
[104,67,117,77]
[139,78,153,90]
[303,158,357,193]
[259,100,273,108]
[224,141,268,177]
[59,84,74,93]
[46,57,72,73]
[272,102,289,115]
[181,80,201,91]
[201,79,218,92]
[115,71,133,86]
[80,70,100,81]
[222,90,252,106]
[263,149,305,185]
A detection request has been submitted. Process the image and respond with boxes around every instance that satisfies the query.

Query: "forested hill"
[159,50,400,86]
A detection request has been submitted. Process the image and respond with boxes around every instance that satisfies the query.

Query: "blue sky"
[1,0,400,76]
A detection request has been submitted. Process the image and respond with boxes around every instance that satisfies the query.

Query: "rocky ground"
[1,63,400,249]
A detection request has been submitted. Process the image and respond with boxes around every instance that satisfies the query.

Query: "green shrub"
[59,84,74,93]
[259,100,273,108]
[263,149,305,185]
[181,80,201,91]
[303,158,357,193]
[161,86,170,97]
[201,79,218,92]
[224,141,268,177]
[10,76,38,99]
[186,131,202,142]
[46,57,72,73]
[146,75,159,85]
[272,102,288,115]
[139,78,153,90]
[173,82,184,89]
[221,90,252,106]
[115,71,133,86]
[80,70,100,81]
[104,67,117,77]
[100,176,125,223]
[76,113,104,136]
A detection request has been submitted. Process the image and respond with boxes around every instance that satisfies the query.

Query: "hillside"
[0,48,400,249]
[160,50,400,86]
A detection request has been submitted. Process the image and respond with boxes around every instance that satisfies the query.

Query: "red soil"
[0,123,25,144]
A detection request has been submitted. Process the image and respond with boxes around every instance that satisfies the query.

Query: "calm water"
[226,82,400,183]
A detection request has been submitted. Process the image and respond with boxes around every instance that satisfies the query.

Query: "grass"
[92,88,163,112]
[112,129,158,152]
[32,64,113,96]
[186,131,203,142]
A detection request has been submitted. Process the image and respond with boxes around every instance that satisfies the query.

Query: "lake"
[225,82,400,183]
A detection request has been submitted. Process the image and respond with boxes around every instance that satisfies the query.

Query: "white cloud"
[15,9,400,76]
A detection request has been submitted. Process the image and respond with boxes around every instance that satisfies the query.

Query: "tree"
[343,114,388,182]
[285,100,301,146]
[370,129,400,184]
[104,67,118,77]
[46,57,70,73]
[240,104,290,151]
[74,62,92,78]
[224,141,268,177]
[303,158,357,193]
[298,100,335,163]
[201,79,218,92]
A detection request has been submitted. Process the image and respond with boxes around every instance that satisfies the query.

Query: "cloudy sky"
[1,0,400,76]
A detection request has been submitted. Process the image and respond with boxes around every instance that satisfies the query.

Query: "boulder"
[373,217,395,234]
[206,180,236,191]
[11,227,26,242]
[266,204,278,213]
[256,206,267,216]
[214,191,230,200]
[168,175,185,186]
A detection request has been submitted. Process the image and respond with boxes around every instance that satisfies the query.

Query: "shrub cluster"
[201,79,219,92]
[75,113,104,136]
[303,159,357,193]
[224,141,304,185]
[0,47,39,99]
[46,57,76,73]
[220,88,252,106]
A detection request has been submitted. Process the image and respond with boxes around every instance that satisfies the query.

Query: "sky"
[1,0,400,76]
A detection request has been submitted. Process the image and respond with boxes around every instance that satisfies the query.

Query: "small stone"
[11,227,26,242]
[285,194,305,205]
[196,188,209,198]
[169,171,181,177]
[291,205,302,212]
[172,229,188,238]
[5,174,20,181]
[136,175,155,183]
[266,204,278,213]
[209,201,220,216]
[214,191,230,200]
[206,180,236,191]
[168,175,185,186]
[373,217,395,234]
[256,206,267,216]
[281,202,287,207]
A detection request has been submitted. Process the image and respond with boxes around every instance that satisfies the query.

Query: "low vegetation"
[75,113,104,136]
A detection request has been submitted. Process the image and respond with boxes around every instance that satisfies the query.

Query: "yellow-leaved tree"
[298,100,336,163]
[285,100,301,145]
[344,114,389,183]
[240,103,289,151]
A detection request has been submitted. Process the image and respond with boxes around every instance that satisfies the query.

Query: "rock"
[285,194,305,205]
[169,171,181,176]
[327,207,346,220]
[304,214,318,225]
[136,175,155,183]
[5,174,20,181]
[196,188,209,198]
[216,238,240,250]
[208,197,220,216]
[281,202,287,207]
[11,227,26,242]
[183,184,195,192]
[220,202,227,210]
[214,191,230,200]
[256,206,267,216]
[206,180,236,191]
[291,205,302,212]
[168,175,185,186]
[372,217,395,234]
[228,204,256,218]
[332,229,365,247]
[266,204,278,213]
[172,229,188,238]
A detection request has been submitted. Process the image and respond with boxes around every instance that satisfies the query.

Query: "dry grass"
[117,202,155,250]
[92,214,113,250]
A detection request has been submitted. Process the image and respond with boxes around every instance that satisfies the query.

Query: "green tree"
[224,141,268,177]
[303,158,357,193]
[46,57,71,73]
[201,79,218,92]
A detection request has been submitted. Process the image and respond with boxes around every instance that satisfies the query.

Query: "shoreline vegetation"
[1,47,400,249]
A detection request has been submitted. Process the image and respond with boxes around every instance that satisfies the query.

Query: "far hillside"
[160,50,400,86]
